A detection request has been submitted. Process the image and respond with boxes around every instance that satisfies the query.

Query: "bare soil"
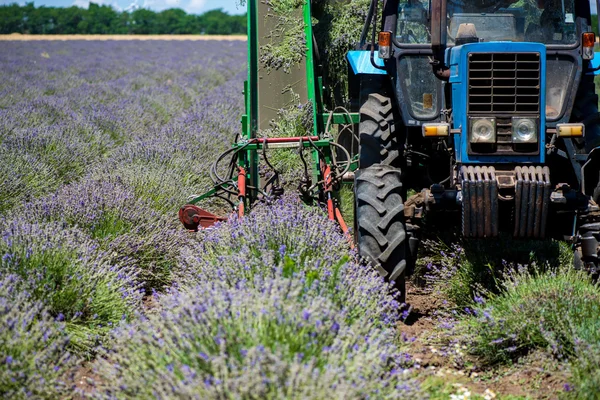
[0,34,247,41]
[71,364,97,399]
[402,282,571,399]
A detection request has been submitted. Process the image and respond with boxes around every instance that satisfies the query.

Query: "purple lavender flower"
[564,383,573,392]
[0,274,76,396]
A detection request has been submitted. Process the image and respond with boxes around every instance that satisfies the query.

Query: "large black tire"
[356,92,407,302]
[356,165,407,302]
[359,93,401,168]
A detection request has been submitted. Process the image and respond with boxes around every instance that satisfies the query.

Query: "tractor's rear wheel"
[359,93,401,168]
[356,166,407,302]
[356,92,407,303]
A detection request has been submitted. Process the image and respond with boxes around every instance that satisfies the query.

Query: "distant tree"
[0,2,247,35]
[130,8,158,34]
[87,3,118,34]
[111,10,131,34]
[54,7,85,34]
[199,9,232,34]
[28,5,55,34]
[157,8,187,34]
[0,3,25,33]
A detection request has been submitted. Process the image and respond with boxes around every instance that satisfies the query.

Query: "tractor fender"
[587,52,600,76]
[347,50,387,75]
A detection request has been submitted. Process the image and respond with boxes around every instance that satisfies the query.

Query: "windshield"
[396,0,578,45]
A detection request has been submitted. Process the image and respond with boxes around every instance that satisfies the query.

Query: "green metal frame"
[245,0,259,205]
[187,181,236,205]
[189,0,360,215]
[303,1,319,137]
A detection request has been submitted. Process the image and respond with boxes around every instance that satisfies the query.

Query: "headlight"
[512,118,538,143]
[470,118,496,143]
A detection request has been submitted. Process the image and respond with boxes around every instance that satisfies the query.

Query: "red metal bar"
[322,164,335,221]
[327,195,334,221]
[238,167,246,218]
[335,207,354,249]
[323,165,333,193]
[250,136,320,144]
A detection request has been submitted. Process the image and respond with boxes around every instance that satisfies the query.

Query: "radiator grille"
[468,52,541,114]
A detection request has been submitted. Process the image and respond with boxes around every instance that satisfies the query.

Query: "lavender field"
[0,41,425,399]
[3,40,600,400]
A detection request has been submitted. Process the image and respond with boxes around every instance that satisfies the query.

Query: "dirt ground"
[0,34,247,41]
[403,282,571,399]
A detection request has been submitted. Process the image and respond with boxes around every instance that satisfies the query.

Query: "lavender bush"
[451,267,600,397]
[0,273,76,398]
[0,220,143,351]
[92,199,422,398]
[93,277,421,399]
[416,236,572,307]
[178,198,401,324]
[21,179,188,291]
[177,198,352,284]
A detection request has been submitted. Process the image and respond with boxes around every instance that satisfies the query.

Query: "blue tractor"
[180,0,600,303]
[349,0,600,300]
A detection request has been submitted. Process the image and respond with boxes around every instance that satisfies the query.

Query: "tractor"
[179,0,600,302]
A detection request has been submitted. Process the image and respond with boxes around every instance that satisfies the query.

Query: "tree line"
[0,2,247,35]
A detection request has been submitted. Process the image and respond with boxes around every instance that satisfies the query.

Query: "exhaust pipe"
[430,0,450,81]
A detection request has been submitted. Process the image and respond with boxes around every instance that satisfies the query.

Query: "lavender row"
[0,40,247,395]
[91,199,422,398]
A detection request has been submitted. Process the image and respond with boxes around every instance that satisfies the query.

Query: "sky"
[0,0,244,14]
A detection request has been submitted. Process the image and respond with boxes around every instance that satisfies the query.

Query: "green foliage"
[417,235,573,308]
[0,275,77,399]
[95,163,190,214]
[454,267,600,397]
[259,96,314,184]
[0,150,59,214]
[458,269,597,362]
[0,222,142,352]
[263,95,314,138]
[259,1,308,73]
[337,183,355,228]
[104,220,186,293]
[260,23,307,73]
[256,0,371,100]
[313,0,371,106]
[570,344,600,400]
[0,2,247,35]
